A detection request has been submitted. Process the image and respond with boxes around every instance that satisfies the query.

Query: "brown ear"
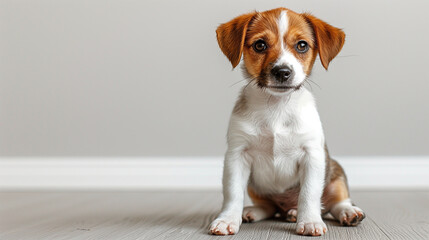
[303,13,345,70]
[216,12,256,68]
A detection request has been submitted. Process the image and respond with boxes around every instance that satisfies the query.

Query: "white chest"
[228,88,323,194]
[244,122,305,194]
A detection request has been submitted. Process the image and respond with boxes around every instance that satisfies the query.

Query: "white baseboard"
[0,157,428,190]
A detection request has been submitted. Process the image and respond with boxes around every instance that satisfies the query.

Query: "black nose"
[271,66,293,83]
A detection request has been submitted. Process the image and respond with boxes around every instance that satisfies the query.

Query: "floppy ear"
[303,13,345,70]
[216,12,256,68]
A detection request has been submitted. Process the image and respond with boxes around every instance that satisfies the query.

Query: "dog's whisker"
[305,77,321,90]
[229,79,248,87]
[243,78,256,92]
[303,81,313,92]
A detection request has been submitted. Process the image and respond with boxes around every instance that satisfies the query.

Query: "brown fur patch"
[247,186,276,208]
[216,12,256,68]
[302,13,346,70]
[320,157,351,213]
[324,177,350,206]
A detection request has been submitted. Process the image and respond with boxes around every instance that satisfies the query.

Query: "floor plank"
[352,191,429,240]
[0,191,428,240]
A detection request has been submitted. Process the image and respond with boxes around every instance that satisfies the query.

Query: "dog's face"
[216,8,345,95]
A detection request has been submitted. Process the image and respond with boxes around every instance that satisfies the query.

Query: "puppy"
[209,8,365,236]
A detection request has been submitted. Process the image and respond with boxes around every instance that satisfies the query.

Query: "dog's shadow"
[20,209,363,239]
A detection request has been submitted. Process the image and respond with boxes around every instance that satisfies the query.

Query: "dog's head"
[216,8,345,95]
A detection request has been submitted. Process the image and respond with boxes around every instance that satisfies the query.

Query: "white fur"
[278,11,288,41]
[210,11,326,236]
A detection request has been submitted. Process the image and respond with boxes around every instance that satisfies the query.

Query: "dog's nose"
[271,66,293,83]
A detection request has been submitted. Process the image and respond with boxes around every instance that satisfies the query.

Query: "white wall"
[1,0,428,157]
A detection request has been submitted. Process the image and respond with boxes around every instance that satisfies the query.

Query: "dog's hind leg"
[330,199,365,226]
[323,160,365,226]
[243,187,276,223]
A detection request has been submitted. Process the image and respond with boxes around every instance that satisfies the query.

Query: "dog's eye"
[253,40,267,53]
[295,40,309,53]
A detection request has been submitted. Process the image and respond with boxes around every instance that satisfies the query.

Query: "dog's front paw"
[296,220,327,236]
[209,216,241,235]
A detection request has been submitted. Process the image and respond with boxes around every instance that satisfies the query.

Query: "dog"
[209,7,365,236]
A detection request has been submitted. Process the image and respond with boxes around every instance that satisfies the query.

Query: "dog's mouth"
[265,85,302,92]
[267,86,294,89]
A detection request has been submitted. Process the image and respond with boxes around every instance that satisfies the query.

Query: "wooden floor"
[0,191,428,240]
